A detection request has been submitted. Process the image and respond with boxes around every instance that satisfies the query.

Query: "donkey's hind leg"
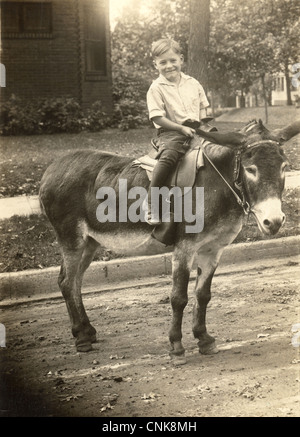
[58,236,99,352]
[76,236,100,344]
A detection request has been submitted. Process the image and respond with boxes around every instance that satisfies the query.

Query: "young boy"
[146,38,210,225]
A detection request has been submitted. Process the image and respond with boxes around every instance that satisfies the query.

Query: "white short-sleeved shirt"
[147,72,209,128]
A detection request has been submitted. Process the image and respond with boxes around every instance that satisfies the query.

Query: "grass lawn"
[0,127,155,197]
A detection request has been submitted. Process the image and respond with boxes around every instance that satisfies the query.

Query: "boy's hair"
[151,39,182,58]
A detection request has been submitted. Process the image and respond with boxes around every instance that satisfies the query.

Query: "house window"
[84,2,106,76]
[1,1,52,37]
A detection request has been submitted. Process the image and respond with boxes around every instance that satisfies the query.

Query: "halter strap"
[198,142,250,214]
[198,138,281,215]
[244,139,281,149]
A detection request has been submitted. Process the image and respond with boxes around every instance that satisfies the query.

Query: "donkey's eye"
[245,166,257,176]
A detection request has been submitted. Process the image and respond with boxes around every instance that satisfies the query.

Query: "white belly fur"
[80,221,170,256]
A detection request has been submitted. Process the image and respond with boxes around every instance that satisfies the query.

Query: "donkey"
[39,119,300,361]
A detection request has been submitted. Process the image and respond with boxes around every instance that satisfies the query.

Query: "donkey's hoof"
[76,340,93,352]
[90,334,97,343]
[199,341,219,355]
[170,353,187,366]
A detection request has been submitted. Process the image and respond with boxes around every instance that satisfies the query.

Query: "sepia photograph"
[0,0,299,419]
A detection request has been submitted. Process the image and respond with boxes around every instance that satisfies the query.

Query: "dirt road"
[0,256,299,418]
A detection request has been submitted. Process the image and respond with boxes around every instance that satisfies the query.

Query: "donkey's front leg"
[192,249,222,355]
[169,249,193,365]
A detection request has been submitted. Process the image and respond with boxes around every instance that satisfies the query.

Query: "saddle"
[132,120,217,193]
[132,136,206,193]
[131,121,217,246]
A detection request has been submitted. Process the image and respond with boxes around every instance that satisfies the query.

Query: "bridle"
[199,138,282,216]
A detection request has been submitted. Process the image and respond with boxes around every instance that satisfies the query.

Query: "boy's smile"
[153,49,183,84]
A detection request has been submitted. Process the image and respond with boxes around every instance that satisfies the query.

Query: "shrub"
[0,96,111,135]
[112,64,151,130]
[0,95,42,135]
[114,96,149,131]
[82,100,111,132]
[38,97,83,134]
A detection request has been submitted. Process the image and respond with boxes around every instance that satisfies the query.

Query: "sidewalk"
[0,195,41,220]
[0,171,299,221]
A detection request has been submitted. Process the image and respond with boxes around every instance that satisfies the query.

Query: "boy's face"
[153,49,183,83]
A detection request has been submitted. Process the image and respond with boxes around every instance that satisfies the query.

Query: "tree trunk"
[268,90,272,106]
[261,73,269,124]
[187,0,210,92]
[240,89,245,108]
[284,62,292,106]
[210,89,215,116]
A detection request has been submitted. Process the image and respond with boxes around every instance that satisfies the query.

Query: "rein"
[198,138,281,215]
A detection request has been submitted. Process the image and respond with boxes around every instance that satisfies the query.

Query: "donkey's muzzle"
[251,198,285,236]
[262,214,286,235]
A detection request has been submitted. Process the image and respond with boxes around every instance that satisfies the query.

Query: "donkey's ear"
[196,129,246,148]
[271,120,300,143]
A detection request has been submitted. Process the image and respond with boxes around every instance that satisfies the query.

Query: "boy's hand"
[180,125,196,138]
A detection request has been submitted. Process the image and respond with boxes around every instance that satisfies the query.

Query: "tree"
[111,0,299,129]
[111,0,190,103]
[187,0,210,92]
[264,0,300,105]
[208,0,300,110]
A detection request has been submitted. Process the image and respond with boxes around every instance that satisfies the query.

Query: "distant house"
[272,71,299,106]
[0,0,113,112]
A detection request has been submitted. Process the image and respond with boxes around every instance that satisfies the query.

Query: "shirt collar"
[157,72,191,86]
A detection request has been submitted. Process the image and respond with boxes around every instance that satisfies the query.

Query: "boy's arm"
[152,116,195,138]
[197,82,210,120]
[200,108,208,120]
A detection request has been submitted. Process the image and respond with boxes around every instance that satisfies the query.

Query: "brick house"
[0,0,113,112]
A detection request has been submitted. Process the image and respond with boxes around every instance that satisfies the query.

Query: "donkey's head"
[240,139,287,235]
[238,119,300,235]
[197,119,300,235]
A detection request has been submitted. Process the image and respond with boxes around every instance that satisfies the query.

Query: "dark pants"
[148,130,189,210]
[150,148,182,189]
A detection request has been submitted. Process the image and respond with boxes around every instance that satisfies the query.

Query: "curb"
[1,235,299,306]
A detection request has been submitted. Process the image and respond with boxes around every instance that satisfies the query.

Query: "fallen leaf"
[141,392,161,400]
[61,394,83,402]
[113,376,123,382]
[257,333,270,338]
[110,354,125,360]
[100,402,114,412]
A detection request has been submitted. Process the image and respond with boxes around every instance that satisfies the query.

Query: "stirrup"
[145,211,162,226]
